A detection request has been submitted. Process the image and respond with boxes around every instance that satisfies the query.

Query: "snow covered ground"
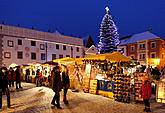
[0,83,164,113]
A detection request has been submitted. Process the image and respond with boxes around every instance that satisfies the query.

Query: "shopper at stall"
[15,66,23,89]
[36,69,42,87]
[62,66,70,104]
[51,66,63,109]
[8,67,15,89]
[140,77,152,112]
[25,69,30,82]
[0,67,10,109]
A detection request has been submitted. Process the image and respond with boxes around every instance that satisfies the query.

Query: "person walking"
[8,67,15,90]
[140,77,152,112]
[62,66,70,104]
[15,66,22,89]
[51,66,63,109]
[0,67,10,109]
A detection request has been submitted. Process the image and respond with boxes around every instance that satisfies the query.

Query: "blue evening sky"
[0,0,165,43]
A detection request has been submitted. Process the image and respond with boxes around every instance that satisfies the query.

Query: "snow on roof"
[53,30,61,35]
[120,31,160,45]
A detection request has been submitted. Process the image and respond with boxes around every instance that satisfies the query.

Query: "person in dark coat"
[25,69,30,82]
[0,67,10,109]
[62,66,70,104]
[140,77,152,112]
[51,66,63,109]
[15,66,22,89]
[8,67,15,88]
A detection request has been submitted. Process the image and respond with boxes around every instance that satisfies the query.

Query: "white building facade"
[0,24,84,67]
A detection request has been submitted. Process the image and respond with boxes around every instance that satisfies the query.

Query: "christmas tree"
[97,7,120,54]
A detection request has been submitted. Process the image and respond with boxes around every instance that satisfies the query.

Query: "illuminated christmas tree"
[97,7,120,54]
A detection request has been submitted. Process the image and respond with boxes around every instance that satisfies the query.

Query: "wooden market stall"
[157,78,165,103]
[75,52,131,102]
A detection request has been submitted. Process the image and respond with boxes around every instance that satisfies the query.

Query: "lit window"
[40,44,45,50]
[4,52,11,59]
[8,40,14,47]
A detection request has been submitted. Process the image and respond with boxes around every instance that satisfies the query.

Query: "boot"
[146,107,151,112]
[63,96,68,104]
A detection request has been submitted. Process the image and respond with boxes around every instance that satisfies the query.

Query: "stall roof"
[81,52,130,62]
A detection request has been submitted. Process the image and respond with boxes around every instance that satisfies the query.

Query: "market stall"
[77,52,131,102]
[157,78,165,103]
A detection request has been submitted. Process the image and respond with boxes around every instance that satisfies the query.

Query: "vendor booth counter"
[157,79,165,103]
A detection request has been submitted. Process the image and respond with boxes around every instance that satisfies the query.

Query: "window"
[66,55,70,57]
[131,46,135,51]
[17,51,23,59]
[76,56,80,58]
[151,42,156,48]
[76,47,79,52]
[41,53,46,60]
[18,39,22,45]
[139,43,145,49]
[8,40,14,47]
[56,44,59,49]
[59,54,63,58]
[63,45,66,50]
[31,52,36,60]
[139,53,145,59]
[40,44,45,50]
[4,52,11,59]
[31,41,36,46]
[52,54,56,60]
[151,53,156,58]
[130,55,135,59]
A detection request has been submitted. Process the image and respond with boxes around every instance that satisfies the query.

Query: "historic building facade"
[118,31,165,67]
[0,24,84,67]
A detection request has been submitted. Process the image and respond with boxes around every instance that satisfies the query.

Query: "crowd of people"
[0,64,70,109]
[0,66,22,109]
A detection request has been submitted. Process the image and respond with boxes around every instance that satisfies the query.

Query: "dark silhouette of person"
[51,66,63,109]
[15,66,22,89]
[8,67,15,88]
[62,66,70,104]
[0,67,10,109]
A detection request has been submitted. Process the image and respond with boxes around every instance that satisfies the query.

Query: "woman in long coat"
[51,66,63,109]
[140,77,152,112]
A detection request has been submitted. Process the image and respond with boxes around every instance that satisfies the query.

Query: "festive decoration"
[97,7,120,54]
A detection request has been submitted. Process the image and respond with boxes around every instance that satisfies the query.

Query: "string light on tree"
[97,6,120,54]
